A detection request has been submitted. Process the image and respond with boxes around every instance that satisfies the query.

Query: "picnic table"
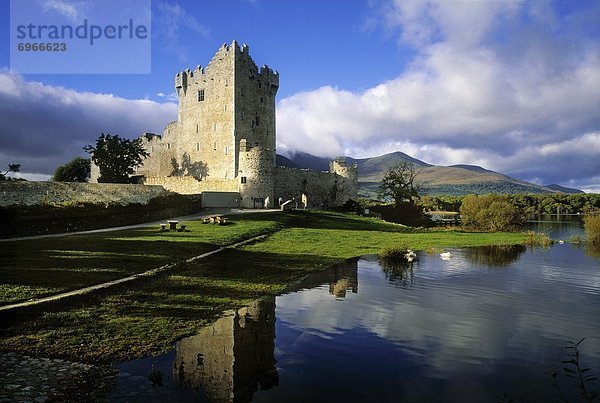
[167,220,179,230]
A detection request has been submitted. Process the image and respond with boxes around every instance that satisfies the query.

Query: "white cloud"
[276,0,600,190]
[0,71,177,177]
[41,0,88,22]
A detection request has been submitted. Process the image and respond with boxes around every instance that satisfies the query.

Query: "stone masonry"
[92,41,357,207]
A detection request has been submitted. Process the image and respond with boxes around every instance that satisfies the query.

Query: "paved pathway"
[0,352,113,402]
[0,208,280,242]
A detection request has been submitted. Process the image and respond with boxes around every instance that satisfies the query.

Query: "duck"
[405,250,417,260]
[440,252,453,260]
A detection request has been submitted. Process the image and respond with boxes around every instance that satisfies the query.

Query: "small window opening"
[213,141,217,150]
[241,177,247,184]
[198,89,205,102]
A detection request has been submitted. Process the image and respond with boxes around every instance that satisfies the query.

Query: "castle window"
[198,89,205,102]
[224,105,227,112]
[213,123,216,131]
[260,96,263,103]
[255,116,260,126]
[241,177,247,184]
[241,111,244,120]
[196,143,200,151]
[213,141,216,150]
[224,146,228,155]
[196,124,198,133]
[258,82,262,88]
[167,143,171,149]
[240,87,244,96]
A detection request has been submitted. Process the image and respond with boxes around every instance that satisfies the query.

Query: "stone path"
[0,352,113,402]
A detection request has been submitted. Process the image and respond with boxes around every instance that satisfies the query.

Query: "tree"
[52,157,91,182]
[84,133,149,183]
[460,194,525,231]
[377,162,421,206]
[584,213,600,248]
[0,164,21,181]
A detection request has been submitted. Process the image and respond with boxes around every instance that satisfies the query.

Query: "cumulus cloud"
[0,71,177,178]
[276,0,600,189]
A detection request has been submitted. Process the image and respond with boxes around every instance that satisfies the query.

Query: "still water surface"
[109,222,600,402]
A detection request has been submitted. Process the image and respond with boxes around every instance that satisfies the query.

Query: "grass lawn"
[0,214,282,304]
[0,210,526,363]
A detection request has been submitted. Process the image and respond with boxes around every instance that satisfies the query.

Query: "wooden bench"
[160,223,167,231]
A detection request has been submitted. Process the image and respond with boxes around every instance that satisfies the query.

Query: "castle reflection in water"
[171,259,358,402]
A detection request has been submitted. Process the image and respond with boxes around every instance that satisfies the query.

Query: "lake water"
[108,220,600,402]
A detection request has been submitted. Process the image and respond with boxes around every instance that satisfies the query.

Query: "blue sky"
[0,0,599,192]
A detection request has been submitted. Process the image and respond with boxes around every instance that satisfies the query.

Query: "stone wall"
[143,176,238,194]
[274,167,357,208]
[0,181,172,207]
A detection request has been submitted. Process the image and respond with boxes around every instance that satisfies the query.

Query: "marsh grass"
[524,231,553,248]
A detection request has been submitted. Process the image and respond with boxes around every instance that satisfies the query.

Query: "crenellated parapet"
[128,41,356,207]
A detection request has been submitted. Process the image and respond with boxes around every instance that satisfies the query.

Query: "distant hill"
[276,154,300,169]
[543,184,584,194]
[277,151,570,196]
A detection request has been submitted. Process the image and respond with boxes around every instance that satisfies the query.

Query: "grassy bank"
[0,210,526,363]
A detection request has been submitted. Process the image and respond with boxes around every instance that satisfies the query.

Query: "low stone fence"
[0,181,202,238]
[0,181,171,207]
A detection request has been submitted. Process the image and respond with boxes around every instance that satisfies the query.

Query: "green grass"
[0,210,526,364]
[0,214,281,304]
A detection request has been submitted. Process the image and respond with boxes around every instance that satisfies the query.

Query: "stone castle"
[92,41,357,208]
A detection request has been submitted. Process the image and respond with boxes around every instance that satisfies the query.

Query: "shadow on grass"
[0,245,352,364]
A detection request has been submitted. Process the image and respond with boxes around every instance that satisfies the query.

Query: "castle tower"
[140,41,279,207]
[234,43,279,207]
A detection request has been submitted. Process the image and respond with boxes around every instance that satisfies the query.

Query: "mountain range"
[276,151,584,196]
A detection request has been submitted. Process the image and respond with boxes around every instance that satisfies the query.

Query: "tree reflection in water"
[380,256,416,287]
[464,245,526,267]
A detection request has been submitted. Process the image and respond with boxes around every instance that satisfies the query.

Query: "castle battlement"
[119,41,357,208]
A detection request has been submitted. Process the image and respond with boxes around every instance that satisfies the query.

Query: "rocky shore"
[0,352,114,402]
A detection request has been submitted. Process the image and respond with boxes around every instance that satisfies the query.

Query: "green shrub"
[460,194,525,231]
[584,214,600,248]
[370,202,432,227]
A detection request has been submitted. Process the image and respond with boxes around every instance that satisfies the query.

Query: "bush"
[53,157,91,182]
[370,202,432,227]
[460,194,525,231]
[584,214,600,248]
